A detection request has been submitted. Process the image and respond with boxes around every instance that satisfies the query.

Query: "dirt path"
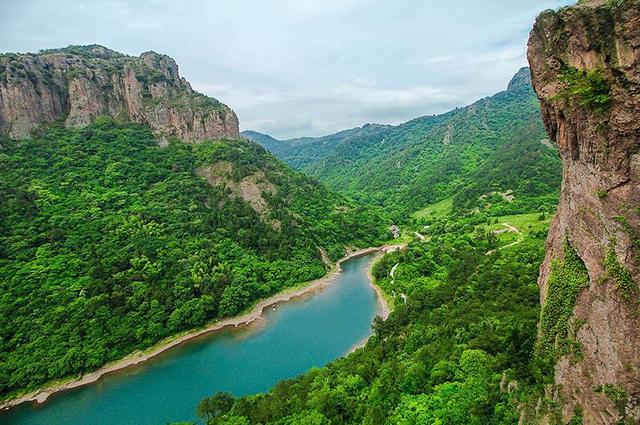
[414,231,427,241]
[501,222,519,234]
[1,244,404,411]
[486,222,523,255]
[389,263,399,278]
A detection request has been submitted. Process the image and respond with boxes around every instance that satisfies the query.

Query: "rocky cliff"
[0,45,238,141]
[528,0,639,423]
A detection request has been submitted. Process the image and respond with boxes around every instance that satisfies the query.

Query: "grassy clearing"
[479,212,552,236]
[413,197,453,219]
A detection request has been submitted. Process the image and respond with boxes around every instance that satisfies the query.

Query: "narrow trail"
[486,222,523,255]
[501,223,519,234]
[389,263,399,278]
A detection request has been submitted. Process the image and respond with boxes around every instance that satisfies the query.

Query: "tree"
[197,392,235,423]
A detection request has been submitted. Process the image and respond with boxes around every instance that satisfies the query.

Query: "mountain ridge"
[245,67,561,217]
[241,123,392,170]
[0,44,239,141]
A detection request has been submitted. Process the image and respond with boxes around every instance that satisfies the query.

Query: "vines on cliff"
[557,66,611,112]
[604,238,639,306]
[536,238,590,365]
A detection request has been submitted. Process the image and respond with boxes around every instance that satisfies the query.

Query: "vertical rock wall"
[0,45,239,141]
[528,0,640,423]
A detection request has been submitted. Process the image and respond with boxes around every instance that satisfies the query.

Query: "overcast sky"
[1,0,572,139]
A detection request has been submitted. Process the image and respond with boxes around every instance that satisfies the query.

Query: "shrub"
[558,67,611,111]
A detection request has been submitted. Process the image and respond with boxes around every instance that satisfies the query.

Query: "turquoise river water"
[1,253,380,425]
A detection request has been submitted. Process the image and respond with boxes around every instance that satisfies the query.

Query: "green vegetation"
[604,239,638,305]
[557,67,611,111]
[39,45,127,59]
[0,119,387,399]
[142,92,224,116]
[247,68,561,220]
[243,124,391,171]
[198,392,235,423]
[568,406,584,425]
[594,384,628,418]
[413,197,453,220]
[616,215,640,253]
[190,197,557,424]
[537,240,590,363]
[479,212,552,236]
[451,125,561,215]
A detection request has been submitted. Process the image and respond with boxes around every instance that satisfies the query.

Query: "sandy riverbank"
[347,244,405,354]
[1,244,403,411]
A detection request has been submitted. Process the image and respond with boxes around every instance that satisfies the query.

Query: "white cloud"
[0,0,574,139]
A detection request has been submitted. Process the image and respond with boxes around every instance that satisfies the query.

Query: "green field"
[476,212,552,251]
[413,197,454,219]
[480,212,552,235]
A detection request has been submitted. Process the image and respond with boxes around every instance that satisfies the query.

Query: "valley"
[1,0,639,424]
[0,252,387,424]
[244,68,562,219]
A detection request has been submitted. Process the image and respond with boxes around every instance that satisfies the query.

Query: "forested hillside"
[190,204,558,424]
[0,118,387,399]
[246,68,561,218]
[242,124,390,170]
[188,69,569,425]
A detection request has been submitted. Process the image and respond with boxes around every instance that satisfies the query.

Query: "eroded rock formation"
[0,45,238,141]
[528,0,640,423]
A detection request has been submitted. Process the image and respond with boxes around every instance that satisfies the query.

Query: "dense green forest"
[450,124,561,215]
[189,207,562,424]
[241,124,391,170]
[245,68,561,219]
[189,68,568,421]
[0,118,387,399]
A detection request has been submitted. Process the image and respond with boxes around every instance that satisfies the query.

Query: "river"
[1,252,381,425]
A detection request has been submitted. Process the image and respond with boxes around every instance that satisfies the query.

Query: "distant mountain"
[241,130,286,156]
[242,124,391,170]
[246,68,561,217]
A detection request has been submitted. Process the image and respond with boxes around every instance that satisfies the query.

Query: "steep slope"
[452,125,562,213]
[0,118,386,401]
[0,45,238,141]
[528,0,640,422]
[188,197,553,424]
[0,47,387,403]
[246,69,561,217]
[309,68,557,215]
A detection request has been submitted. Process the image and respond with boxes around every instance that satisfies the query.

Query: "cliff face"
[0,45,239,141]
[528,0,640,423]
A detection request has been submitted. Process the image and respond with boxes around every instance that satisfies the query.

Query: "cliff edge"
[528,0,639,423]
[0,45,239,141]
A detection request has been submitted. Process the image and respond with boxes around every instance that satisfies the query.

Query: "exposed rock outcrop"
[528,0,640,423]
[196,161,281,230]
[0,45,238,141]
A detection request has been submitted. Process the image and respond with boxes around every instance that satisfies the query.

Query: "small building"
[390,224,400,239]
